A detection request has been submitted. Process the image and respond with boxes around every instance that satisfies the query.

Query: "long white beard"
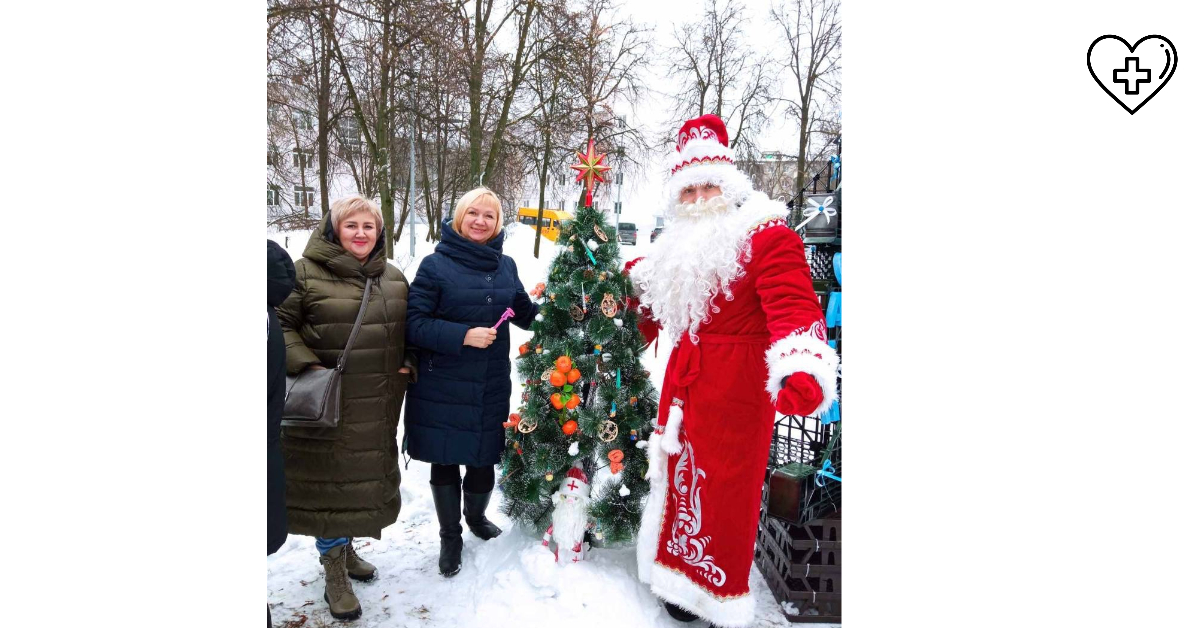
[631,196,754,344]
[551,493,591,547]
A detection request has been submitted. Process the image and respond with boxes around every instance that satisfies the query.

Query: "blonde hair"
[452,187,504,240]
[330,195,384,232]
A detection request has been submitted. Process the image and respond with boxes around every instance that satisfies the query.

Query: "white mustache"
[673,195,729,218]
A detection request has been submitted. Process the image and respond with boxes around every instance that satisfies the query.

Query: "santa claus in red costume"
[626,114,837,627]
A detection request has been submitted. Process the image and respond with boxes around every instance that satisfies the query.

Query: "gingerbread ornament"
[600,293,619,318]
[599,420,619,442]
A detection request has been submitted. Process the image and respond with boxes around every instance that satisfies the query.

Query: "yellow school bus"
[516,207,574,242]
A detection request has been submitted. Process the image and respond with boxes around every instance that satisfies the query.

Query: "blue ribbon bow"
[814,459,841,487]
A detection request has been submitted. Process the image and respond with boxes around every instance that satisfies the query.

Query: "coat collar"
[436,219,504,272]
[302,212,387,279]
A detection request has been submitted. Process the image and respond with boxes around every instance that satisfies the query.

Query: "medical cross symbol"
[1113,57,1151,95]
[567,480,579,491]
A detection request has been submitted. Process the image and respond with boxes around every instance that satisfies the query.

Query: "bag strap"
[335,278,374,372]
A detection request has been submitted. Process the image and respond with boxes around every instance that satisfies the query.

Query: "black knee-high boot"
[430,481,463,577]
[462,489,503,540]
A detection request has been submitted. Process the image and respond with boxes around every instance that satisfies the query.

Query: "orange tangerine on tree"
[565,393,581,410]
[566,368,581,384]
[519,343,529,356]
[561,420,578,435]
[556,355,573,373]
[549,371,567,387]
[550,393,565,410]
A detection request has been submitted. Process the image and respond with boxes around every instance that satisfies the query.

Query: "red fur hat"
[666,114,752,205]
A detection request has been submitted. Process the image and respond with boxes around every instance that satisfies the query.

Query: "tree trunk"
[796,106,808,200]
[378,5,394,259]
[317,11,333,217]
[467,1,486,186]
[534,126,551,258]
[482,0,535,187]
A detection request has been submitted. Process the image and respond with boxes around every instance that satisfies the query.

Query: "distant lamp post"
[615,172,623,216]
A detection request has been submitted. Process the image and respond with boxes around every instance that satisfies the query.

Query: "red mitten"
[775,373,824,417]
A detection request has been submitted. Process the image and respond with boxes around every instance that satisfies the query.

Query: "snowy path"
[267,225,838,627]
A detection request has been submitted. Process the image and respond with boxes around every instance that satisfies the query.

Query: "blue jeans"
[315,537,350,555]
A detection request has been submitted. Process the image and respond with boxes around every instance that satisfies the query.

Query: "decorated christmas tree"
[498,141,657,558]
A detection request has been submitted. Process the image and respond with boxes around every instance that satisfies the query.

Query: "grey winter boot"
[319,545,362,621]
[462,490,503,540]
[345,539,378,582]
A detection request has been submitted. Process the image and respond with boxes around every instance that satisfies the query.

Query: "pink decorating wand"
[492,307,515,329]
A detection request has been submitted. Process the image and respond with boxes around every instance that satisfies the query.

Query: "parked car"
[617,222,637,245]
[650,226,664,243]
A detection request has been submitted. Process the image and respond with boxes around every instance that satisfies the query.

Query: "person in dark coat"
[268,239,294,556]
[267,239,294,628]
[404,186,537,577]
[276,195,416,622]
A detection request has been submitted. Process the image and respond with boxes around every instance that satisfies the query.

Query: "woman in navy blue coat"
[404,187,537,577]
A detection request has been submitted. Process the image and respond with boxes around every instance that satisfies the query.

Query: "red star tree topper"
[569,137,612,208]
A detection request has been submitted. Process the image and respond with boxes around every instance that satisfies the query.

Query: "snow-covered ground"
[267,221,837,628]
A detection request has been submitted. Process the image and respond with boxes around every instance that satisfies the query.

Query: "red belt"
[669,332,770,388]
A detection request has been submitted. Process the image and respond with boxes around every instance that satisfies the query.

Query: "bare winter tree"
[460,0,540,188]
[512,0,578,257]
[267,0,653,257]
[318,0,437,259]
[771,0,840,198]
[665,0,776,162]
[408,17,473,244]
[562,0,652,209]
[268,5,327,229]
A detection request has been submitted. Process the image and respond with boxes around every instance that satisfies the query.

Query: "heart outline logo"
[1088,35,1177,115]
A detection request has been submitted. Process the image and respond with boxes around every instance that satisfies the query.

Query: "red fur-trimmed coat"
[626,199,837,627]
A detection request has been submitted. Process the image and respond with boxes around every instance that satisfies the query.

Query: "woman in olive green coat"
[276,195,415,622]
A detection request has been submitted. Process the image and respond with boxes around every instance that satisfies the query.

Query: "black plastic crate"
[764,418,841,525]
[766,414,835,472]
[805,244,839,285]
[755,514,842,623]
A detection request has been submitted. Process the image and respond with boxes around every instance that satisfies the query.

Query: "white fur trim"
[672,137,735,164]
[666,162,754,208]
[637,432,668,579]
[765,326,840,417]
[660,405,684,454]
[735,193,788,232]
[644,432,665,482]
[645,563,757,627]
[637,431,756,627]
[669,138,737,175]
